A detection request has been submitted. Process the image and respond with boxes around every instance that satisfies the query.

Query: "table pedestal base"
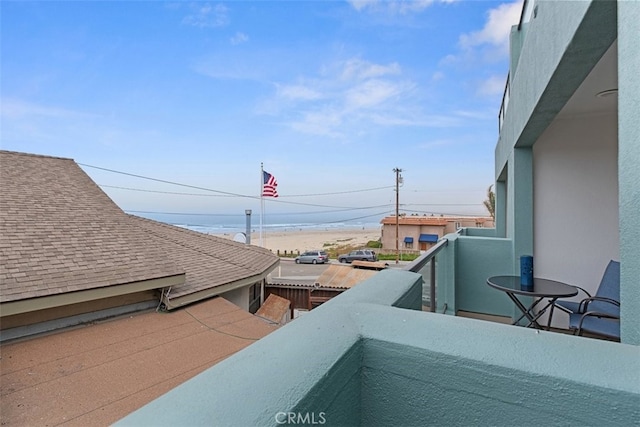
[506,293,557,329]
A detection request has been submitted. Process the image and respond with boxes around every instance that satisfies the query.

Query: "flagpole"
[260,162,264,247]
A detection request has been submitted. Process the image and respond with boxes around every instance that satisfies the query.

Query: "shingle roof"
[128,215,279,299]
[0,151,185,303]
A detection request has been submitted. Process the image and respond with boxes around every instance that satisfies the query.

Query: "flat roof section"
[0,297,278,426]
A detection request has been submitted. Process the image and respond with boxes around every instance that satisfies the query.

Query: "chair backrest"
[595,260,620,302]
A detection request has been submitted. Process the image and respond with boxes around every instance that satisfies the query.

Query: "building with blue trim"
[380,215,493,252]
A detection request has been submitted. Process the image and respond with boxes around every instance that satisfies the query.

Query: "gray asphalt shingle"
[0,150,278,306]
[0,151,184,302]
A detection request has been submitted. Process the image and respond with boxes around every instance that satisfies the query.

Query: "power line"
[402,203,482,206]
[82,163,489,219]
[101,185,235,197]
[84,163,392,207]
[127,206,395,217]
[79,163,253,199]
[329,210,395,224]
[101,183,395,198]
[400,208,489,217]
[284,186,394,197]
[127,210,244,217]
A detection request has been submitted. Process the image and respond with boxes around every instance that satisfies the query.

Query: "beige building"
[380,215,494,252]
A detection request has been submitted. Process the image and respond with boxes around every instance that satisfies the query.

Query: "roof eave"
[0,274,186,317]
[162,261,279,311]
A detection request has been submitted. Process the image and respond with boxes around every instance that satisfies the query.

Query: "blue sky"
[1,0,522,224]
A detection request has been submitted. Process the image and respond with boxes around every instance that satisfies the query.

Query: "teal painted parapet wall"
[117,270,423,426]
[117,269,640,426]
[618,0,640,345]
[461,227,497,238]
[438,233,515,317]
[357,310,639,426]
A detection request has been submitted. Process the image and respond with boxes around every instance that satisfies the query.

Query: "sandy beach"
[219,227,382,253]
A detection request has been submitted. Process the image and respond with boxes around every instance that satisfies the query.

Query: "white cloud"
[340,58,401,81]
[344,79,405,109]
[347,0,377,12]
[418,138,457,150]
[459,0,523,53]
[289,109,344,138]
[230,32,249,45]
[0,98,95,119]
[454,109,494,120]
[192,52,265,80]
[347,0,457,14]
[431,71,445,81]
[260,57,427,137]
[435,1,521,99]
[182,3,229,28]
[476,75,506,97]
[276,84,323,101]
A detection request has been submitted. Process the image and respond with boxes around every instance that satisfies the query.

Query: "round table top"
[487,275,578,298]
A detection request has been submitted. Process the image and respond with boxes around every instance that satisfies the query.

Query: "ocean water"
[131,211,383,235]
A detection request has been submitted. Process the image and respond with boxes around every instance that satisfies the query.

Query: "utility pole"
[245,210,252,245]
[393,168,403,264]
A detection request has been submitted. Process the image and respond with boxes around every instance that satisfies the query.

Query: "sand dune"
[219,227,382,253]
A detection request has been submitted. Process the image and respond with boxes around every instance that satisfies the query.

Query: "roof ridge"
[0,149,74,162]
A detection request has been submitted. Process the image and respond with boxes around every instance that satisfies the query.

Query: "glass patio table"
[487,276,578,330]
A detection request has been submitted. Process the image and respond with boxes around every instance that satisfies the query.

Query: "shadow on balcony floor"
[456,310,619,342]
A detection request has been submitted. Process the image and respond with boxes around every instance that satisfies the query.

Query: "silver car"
[338,249,378,263]
[295,250,330,264]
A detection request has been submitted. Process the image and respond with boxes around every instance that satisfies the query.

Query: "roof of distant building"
[315,264,380,289]
[267,263,380,290]
[380,215,491,226]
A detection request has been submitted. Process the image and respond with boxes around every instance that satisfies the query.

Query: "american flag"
[262,171,278,197]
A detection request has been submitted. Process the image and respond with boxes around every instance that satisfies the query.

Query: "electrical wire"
[79,163,255,198]
[284,186,394,197]
[127,205,395,217]
[100,185,235,197]
[81,163,489,222]
[83,163,394,199]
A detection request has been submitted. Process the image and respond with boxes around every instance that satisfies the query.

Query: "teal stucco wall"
[358,309,639,426]
[449,234,514,317]
[118,269,639,426]
[618,0,640,345]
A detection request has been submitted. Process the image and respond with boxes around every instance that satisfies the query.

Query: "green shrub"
[378,253,420,262]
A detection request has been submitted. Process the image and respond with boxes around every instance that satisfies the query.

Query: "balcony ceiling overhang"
[559,40,618,118]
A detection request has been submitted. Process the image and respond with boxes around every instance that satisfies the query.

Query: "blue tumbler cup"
[520,255,534,291]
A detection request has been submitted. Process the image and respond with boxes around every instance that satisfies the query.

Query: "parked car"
[338,249,378,263]
[295,250,330,264]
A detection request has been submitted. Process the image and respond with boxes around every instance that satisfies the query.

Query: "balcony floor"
[455,309,618,342]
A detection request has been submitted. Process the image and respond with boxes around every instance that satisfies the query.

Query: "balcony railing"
[498,73,510,131]
[405,237,448,313]
[499,0,537,131]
